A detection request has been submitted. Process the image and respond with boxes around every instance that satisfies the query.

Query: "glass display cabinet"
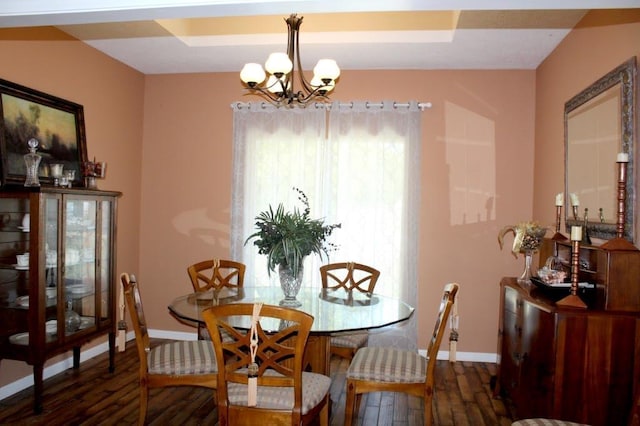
[0,187,121,413]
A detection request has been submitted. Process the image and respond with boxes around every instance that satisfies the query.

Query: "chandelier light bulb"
[240,63,266,85]
[265,52,293,76]
[313,59,340,81]
[266,75,288,94]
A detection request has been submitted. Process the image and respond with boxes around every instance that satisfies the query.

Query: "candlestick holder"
[551,205,567,241]
[582,208,591,245]
[616,160,627,239]
[572,205,579,221]
[557,239,587,308]
[601,158,639,251]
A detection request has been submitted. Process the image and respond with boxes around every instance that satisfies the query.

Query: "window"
[231,101,421,349]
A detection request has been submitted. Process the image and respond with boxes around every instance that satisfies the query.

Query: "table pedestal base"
[304,335,331,375]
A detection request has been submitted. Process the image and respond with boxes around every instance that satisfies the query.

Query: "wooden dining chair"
[344,282,459,426]
[120,273,218,425]
[203,303,331,426]
[320,262,380,360]
[187,259,245,339]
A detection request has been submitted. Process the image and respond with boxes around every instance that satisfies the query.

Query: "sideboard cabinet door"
[497,277,640,425]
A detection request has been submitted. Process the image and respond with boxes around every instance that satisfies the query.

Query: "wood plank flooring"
[0,339,514,425]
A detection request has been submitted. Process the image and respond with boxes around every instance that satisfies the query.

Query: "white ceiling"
[1,0,639,74]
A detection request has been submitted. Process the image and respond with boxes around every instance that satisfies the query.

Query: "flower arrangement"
[498,221,547,258]
[245,187,341,277]
[82,159,107,189]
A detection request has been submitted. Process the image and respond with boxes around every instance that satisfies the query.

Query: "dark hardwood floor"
[0,339,514,425]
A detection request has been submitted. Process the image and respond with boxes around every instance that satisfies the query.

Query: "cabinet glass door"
[0,195,32,347]
[99,200,111,322]
[44,196,60,343]
[63,197,97,335]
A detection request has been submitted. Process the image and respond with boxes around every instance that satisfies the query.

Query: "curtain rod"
[231,101,433,111]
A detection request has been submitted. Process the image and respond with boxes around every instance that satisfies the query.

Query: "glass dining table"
[168,286,414,375]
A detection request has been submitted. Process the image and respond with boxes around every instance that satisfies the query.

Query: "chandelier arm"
[245,86,286,104]
[293,88,330,105]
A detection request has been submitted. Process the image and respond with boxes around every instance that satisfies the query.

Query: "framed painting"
[0,78,87,187]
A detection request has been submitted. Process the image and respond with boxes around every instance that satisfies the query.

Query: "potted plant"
[245,187,340,305]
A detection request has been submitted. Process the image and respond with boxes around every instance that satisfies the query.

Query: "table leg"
[304,335,331,375]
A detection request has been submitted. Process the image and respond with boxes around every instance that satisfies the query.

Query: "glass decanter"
[65,300,81,333]
[23,138,42,187]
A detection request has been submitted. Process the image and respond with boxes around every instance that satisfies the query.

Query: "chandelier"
[239,14,340,106]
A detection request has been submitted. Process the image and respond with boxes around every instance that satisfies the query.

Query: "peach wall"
[139,69,535,355]
[4,12,637,396]
[0,28,144,387]
[534,16,640,236]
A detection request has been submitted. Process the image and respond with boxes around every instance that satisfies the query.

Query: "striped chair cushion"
[347,346,426,383]
[330,332,368,349]
[227,371,331,414]
[199,326,235,343]
[512,420,590,426]
[148,340,217,375]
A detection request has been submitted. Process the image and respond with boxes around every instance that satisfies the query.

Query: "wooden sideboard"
[496,239,640,425]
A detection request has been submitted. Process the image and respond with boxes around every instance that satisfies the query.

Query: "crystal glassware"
[50,163,64,186]
[65,300,81,333]
[23,138,42,187]
[65,170,75,188]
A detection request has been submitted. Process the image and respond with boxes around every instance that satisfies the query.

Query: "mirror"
[565,57,636,242]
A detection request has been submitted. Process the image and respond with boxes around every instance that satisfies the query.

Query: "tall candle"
[570,193,579,206]
[617,152,629,163]
[571,226,582,241]
[555,193,564,207]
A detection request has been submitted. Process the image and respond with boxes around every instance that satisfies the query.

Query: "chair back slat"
[320,261,380,293]
[187,259,246,292]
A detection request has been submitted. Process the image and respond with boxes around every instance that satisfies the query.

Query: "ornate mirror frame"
[565,56,637,242]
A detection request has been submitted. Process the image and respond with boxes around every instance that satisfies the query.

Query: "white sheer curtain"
[324,100,421,349]
[230,100,421,350]
[230,102,327,288]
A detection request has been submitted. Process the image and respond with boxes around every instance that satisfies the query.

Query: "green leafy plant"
[245,187,341,277]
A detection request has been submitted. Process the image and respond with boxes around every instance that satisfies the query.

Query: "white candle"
[570,193,579,206]
[555,193,564,207]
[617,152,629,163]
[571,226,582,241]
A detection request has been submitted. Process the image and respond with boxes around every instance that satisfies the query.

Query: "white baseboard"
[421,349,498,363]
[0,328,497,401]
[149,328,197,341]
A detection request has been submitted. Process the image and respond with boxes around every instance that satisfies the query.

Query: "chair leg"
[319,397,329,426]
[139,384,149,425]
[424,386,434,426]
[345,380,356,426]
[355,393,363,417]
